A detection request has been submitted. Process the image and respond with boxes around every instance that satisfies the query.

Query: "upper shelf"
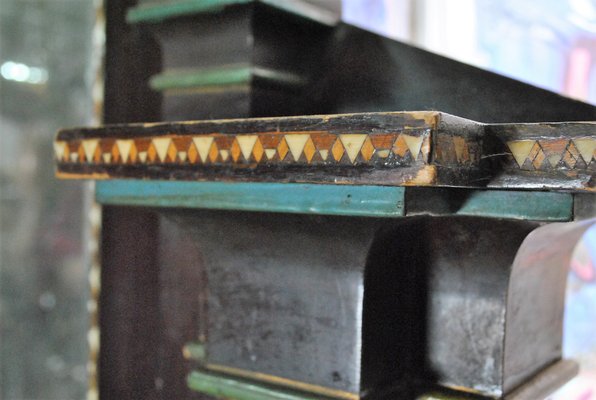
[54,111,595,192]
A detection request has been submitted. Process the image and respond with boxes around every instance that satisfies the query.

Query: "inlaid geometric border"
[54,132,596,172]
[53,112,596,191]
[54,131,432,167]
[506,138,596,170]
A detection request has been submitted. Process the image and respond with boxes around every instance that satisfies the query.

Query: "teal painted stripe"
[455,190,573,221]
[149,66,304,91]
[127,0,338,25]
[187,370,323,400]
[95,180,405,217]
[150,67,251,91]
[127,0,251,23]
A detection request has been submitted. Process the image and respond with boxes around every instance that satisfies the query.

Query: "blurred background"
[0,0,594,399]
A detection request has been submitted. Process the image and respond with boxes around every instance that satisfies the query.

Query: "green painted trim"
[95,180,405,218]
[187,370,323,400]
[94,181,571,220]
[183,342,207,363]
[149,67,251,91]
[127,0,251,23]
[455,190,573,221]
[405,188,573,221]
[416,391,487,400]
[149,66,304,92]
[259,0,338,25]
[127,0,338,25]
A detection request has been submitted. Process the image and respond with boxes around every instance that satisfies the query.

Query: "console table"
[76,1,596,398]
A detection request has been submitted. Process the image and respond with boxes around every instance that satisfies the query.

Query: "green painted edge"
[183,342,207,363]
[416,391,487,400]
[456,190,573,221]
[95,180,405,218]
[126,0,338,25]
[149,66,304,91]
[259,0,338,25]
[95,180,571,220]
[127,0,251,23]
[187,370,323,400]
[149,67,252,91]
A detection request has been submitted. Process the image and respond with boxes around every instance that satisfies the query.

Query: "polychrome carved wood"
[55,111,595,191]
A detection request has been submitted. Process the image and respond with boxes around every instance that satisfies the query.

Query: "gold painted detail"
[506,138,596,170]
[205,363,359,400]
[55,131,431,167]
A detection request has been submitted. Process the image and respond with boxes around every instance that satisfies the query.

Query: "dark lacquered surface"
[163,210,379,394]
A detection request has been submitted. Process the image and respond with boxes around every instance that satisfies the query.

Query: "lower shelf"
[187,360,578,400]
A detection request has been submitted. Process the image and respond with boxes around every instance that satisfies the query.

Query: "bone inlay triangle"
[237,135,258,161]
[402,134,424,159]
[339,134,367,163]
[547,153,562,167]
[116,140,133,163]
[285,134,310,161]
[265,149,276,160]
[193,137,214,163]
[138,152,147,163]
[319,149,329,160]
[220,150,230,161]
[54,141,66,160]
[574,139,596,163]
[82,139,99,162]
[507,140,536,167]
[152,138,171,162]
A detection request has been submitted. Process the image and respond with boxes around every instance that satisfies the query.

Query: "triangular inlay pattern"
[237,135,258,161]
[574,138,596,164]
[152,138,172,162]
[116,140,133,163]
[402,134,424,160]
[82,140,99,163]
[507,140,535,167]
[339,134,367,163]
[193,137,214,163]
[285,134,310,162]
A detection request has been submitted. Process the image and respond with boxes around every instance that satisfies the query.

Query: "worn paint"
[405,188,573,221]
[95,180,405,217]
[187,370,350,400]
[201,365,359,400]
[149,66,304,92]
[453,190,573,221]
